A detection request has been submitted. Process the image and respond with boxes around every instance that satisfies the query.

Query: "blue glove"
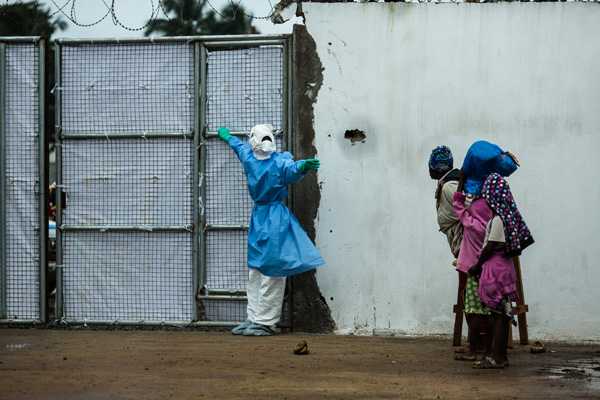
[299,158,320,173]
[217,127,232,141]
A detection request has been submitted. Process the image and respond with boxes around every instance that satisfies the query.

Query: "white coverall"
[246,268,286,326]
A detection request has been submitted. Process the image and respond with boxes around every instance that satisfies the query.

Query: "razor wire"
[1,0,276,31]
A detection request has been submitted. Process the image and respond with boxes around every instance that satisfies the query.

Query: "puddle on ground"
[543,358,600,391]
[5,343,31,351]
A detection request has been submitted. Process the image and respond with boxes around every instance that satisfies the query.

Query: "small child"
[452,189,493,361]
[474,173,534,369]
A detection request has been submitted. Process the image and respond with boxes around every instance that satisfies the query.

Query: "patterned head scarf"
[429,146,454,173]
[482,173,534,256]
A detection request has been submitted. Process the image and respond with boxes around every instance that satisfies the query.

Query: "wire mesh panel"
[201,43,287,323]
[203,298,247,322]
[60,43,194,135]
[1,42,42,321]
[205,135,285,227]
[57,41,195,324]
[206,46,284,133]
[62,231,192,322]
[205,138,253,226]
[61,139,192,227]
[206,230,248,291]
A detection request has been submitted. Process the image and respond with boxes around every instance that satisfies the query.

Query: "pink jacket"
[453,192,493,274]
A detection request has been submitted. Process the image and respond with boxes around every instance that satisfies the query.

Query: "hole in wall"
[344,129,367,144]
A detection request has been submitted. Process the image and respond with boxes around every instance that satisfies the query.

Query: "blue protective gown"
[461,140,518,196]
[226,136,325,277]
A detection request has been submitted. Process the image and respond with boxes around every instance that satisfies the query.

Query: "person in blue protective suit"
[461,140,520,196]
[217,124,325,336]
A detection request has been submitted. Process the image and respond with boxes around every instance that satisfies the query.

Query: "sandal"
[455,353,477,361]
[473,356,505,369]
[530,341,546,354]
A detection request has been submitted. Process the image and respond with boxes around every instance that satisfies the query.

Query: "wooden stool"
[511,256,529,345]
[453,257,529,347]
[452,271,468,347]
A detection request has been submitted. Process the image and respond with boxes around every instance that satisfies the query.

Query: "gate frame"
[53,34,293,327]
[53,37,197,326]
[0,37,47,324]
[196,36,293,326]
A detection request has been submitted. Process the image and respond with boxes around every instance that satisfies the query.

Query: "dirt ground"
[1,329,599,400]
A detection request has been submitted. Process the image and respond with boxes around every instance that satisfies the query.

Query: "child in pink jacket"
[452,191,494,361]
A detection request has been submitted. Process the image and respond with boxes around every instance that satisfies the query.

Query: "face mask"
[249,124,276,160]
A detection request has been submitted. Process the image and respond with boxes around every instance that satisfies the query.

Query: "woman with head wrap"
[429,146,462,258]
[473,173,534,369]
[429,146,482,357]
[461,140,519,196]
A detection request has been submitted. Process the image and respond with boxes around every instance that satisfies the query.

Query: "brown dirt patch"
[1,329,599,400]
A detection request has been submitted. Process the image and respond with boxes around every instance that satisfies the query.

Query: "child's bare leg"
[492,313,510,365]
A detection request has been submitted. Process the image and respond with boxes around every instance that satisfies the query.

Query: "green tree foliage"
[0,1,67,37]
[144,0,258,36]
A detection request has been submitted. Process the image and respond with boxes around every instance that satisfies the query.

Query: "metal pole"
[54,43,64,320]
[60,224,192,232]
[198,44,208,301]
[0,37,41,43]
[191,42,201,321]
[203,40,286,48]
[38,40,48,323]
[284,36,294,330]
[54,34,290,45]
[204,224,248,231]
[60,132,193,140]
[0,43,7,320]
[204,131,251,138]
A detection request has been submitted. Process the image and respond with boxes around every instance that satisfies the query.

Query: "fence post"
[38,39,48,323]
[53,42,63,321]
[192,41,201,321]
[198,42,208,308]
[0,43,7,320]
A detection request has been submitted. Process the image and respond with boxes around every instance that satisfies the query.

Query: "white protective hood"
[249,124,276,160]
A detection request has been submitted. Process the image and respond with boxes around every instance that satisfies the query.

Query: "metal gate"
[55,35,291,325]
[55,39,196,324]
[0,37,46,323]
[198,37,290,323]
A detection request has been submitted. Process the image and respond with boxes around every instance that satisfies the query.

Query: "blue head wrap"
[462,140,518,196]
[429,146,454,173]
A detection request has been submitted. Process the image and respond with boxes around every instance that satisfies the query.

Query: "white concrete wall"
[301,2,600,340]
